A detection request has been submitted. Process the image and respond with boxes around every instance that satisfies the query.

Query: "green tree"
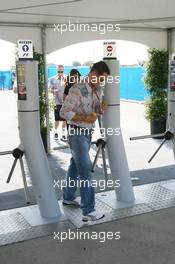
[144,48,168,121]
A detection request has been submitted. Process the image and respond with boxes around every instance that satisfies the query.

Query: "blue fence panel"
[120,66,148,101]
[47,66,90,78]
[48,65,148,101]
[0,71,12,90]
[0,66,148,101]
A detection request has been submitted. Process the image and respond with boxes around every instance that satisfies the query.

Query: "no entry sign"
[103,42,116,59]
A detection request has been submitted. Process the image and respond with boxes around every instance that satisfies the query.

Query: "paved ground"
[0,207,175,264]
[0,90,175,210]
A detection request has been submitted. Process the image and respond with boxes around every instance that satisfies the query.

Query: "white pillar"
[17,60,60,218]
[168,56,175,131]
[102,59,135,202]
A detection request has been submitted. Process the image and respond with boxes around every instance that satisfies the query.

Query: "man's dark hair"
[90,61,110,75]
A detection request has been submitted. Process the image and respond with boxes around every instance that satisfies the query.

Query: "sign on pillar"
[18,40,33,59]
[103,42,116,59]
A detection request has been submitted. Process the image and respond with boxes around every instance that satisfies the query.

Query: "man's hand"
[71,103,107,124]
[85,112,97,124]
[72,112,97,123]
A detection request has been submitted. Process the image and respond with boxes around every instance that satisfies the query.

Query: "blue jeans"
[63,134,95,215]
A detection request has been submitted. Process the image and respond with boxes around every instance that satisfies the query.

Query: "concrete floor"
[0,207,175,264]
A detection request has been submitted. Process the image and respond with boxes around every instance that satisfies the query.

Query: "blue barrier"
[48,65,148,101]
[0,71,12,90]
[120,66,148,101]
[48,66,90,78]
[1,66,148,101]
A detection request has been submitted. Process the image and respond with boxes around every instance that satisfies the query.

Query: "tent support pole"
[41,24,51,153]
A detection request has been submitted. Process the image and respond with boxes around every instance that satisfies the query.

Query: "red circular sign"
[107,45,113,52]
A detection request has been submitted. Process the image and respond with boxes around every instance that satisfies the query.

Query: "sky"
[0,39,148,70]
[0,40,16,70]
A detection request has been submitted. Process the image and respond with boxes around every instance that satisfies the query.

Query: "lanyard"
[92,88,101,103]
[92,86,101,115]
[79,82,101,115]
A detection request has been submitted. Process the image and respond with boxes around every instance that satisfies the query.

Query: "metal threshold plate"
[18,203,67,227]
[1,180,175,246]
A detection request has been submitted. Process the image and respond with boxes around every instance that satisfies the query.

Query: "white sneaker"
[82,211,105,222]
[60,135,68,142]
[63,199,80,207]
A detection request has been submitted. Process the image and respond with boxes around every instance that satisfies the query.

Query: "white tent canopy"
[0,0,175,53]
[0,0,175,27]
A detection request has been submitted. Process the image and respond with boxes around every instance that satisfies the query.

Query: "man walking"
[50,64,66,140]
[60,61,110,222]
